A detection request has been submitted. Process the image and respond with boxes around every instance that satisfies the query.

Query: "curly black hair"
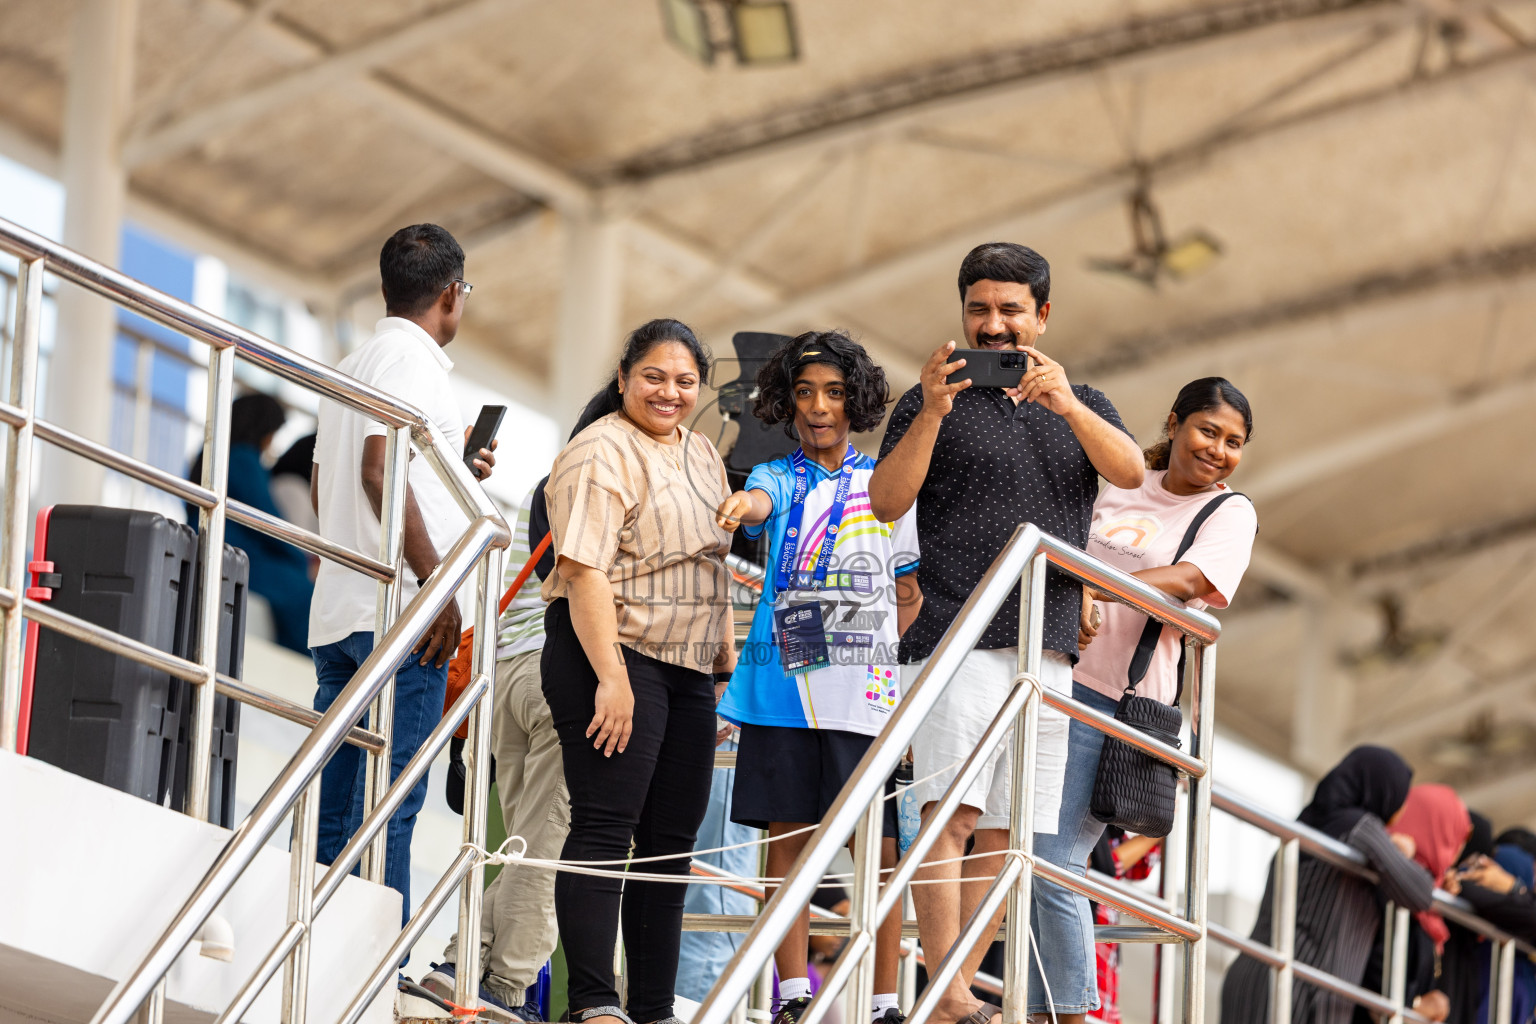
[751,330,890,439]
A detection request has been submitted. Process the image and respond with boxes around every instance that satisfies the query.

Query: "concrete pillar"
[45,0,139,506]
[551,215,625,439]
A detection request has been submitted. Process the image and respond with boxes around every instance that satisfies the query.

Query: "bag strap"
[1125,490,1245,703]
[497,531,553,617]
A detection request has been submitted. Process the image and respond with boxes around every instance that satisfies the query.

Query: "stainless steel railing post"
[130,336,154,507]
[456,547,503,1007]
[363,424,408,883]
[754,958,775,1018]
[133,981,165,1024]
[282,776,320,1024]
[0,256,41,752]
[1385,903,1409,1024]
[1182,640,1217,1024]
[1495,937,1516,1024]
[1269,837,1299,1024]
[845,796,884,1024]
[1002,551,1046,1023]
[187,343,233,820]
[1155,792,1181,1024]
[900,890,919,1011]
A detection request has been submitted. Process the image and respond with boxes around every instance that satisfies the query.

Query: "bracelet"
[712,671,733,684]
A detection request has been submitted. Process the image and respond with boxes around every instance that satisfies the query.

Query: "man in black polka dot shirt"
[870,242,1144,1024]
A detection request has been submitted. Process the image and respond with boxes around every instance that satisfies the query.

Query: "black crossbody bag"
[1089,491,1244,838]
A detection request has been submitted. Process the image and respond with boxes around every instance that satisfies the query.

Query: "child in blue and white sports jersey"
[714,330,920,1024]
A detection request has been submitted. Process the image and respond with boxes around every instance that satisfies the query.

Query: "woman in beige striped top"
[539,318,736,1024]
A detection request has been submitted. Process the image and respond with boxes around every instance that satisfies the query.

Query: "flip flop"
[952,1005,1002,1024]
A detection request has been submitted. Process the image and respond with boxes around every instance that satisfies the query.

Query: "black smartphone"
[945,348,1032,388]
[464,404,506,479]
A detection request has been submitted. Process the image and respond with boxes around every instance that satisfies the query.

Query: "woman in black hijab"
[1220,746,1435,1024]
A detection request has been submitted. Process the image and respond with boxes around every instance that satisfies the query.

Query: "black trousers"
[541,599,717,1022]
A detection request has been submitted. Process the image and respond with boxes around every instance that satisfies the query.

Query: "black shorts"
[731,723,900,839]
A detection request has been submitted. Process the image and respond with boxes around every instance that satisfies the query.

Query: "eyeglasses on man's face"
[446,278,473,297]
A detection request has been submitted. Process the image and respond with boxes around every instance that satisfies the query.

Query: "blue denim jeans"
[312,630,449,927]
[676,738,760,1003]
[1026,682,1121,1014]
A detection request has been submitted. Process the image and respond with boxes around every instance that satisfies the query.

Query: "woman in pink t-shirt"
[1026,377,1257,1024]
[1076,377,1258,703]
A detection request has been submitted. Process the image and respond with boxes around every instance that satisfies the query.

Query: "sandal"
[573,1008,633,1024]
[952,1005,1002,1024]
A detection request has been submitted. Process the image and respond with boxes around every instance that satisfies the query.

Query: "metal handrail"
[0,218,425,433]
[694,541,1531,1024]
[1212,785,1536,956]
[691,522,1223,1024]
[0,216,511,1024]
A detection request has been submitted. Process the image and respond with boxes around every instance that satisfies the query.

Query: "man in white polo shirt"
[309,223,495,925]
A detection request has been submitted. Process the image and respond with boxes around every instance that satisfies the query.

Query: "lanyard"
[775,444,857,593]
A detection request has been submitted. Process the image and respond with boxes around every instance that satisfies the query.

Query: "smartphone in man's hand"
[464,404,506,479]
[945,348,1032,387]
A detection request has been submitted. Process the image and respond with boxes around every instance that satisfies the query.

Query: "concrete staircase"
[0,636,403,1024]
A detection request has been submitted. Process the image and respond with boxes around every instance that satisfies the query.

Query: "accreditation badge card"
[773,599,831,673]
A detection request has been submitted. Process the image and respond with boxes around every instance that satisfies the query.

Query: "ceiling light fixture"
[730,2,798,64]
[660,0,715,64]
[660,0,800,67]
[1088,170,1223,288]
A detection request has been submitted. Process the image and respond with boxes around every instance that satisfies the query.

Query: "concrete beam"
[1458,762,1536,816]
[172,0,804,329]
[123,0,534,168]
[0,119,338,309]
[696,40,1536,343]
[1241,374,1536,503]
[609,0,1407,183]
[624,221,783,309]
[1354,664,1536,747]
[1246,542,1335,603]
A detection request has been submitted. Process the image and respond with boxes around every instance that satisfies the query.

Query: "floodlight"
[661,0,714,65]
[1161,231,1223,279]
[1088,179,1222,288]
[730,1,798,65]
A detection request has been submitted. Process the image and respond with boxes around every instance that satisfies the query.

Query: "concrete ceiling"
[3,0,1536,823]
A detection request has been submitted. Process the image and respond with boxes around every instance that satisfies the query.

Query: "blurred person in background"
[270,432,319,535]
[1438,811,1495,1024]
[308,223,495,927]
[674,718,758,1006]
[1499,829,1536,861]
[1088,830,1161,1024]
[540,319,734,1024]
[1436,824,1536,1024]
[424,482,564,1023]
[1219,746,1434,1024]
[1351,784,1471,1024]
[187,391,313,654]
[1468,844,1536,1024]
[1069,376,1258,1024]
